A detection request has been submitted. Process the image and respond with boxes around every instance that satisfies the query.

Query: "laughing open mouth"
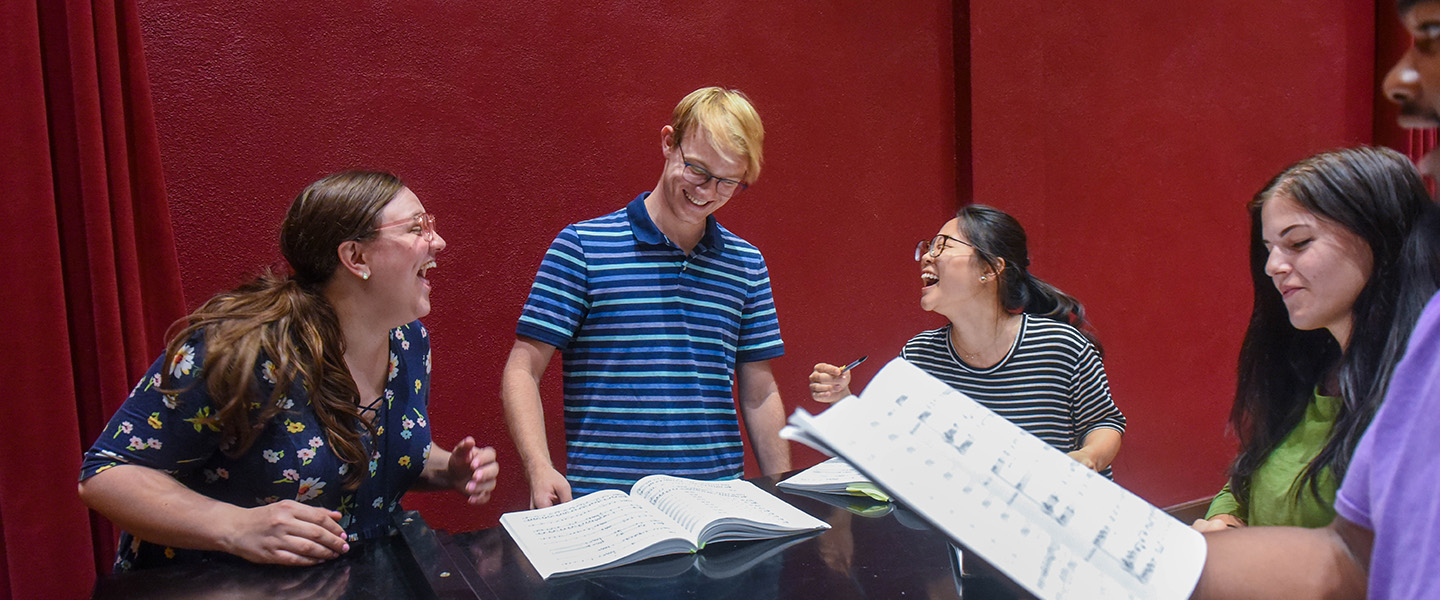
[683,190,711,207]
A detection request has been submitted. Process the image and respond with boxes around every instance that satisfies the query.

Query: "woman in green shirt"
[1195,147,1440,531]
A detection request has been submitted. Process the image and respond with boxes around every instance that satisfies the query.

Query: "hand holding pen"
[808,356,867,404]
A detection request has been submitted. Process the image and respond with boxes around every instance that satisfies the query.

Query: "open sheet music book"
[779,486,897,518]
[780,358,1206,600]
[566,530,822,582]
[500,475,830,580]
[776,457,892,501]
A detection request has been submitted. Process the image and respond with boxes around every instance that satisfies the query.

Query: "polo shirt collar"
[626,192,726,253]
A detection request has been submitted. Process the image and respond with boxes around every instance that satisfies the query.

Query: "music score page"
[782,358,1205,600]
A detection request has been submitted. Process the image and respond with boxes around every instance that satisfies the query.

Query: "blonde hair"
[670,87,765,183]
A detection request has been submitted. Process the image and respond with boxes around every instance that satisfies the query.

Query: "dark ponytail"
[957,204,1102,353]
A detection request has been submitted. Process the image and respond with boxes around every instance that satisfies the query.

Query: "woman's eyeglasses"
[915,234,972,261]
[374,213,437,242]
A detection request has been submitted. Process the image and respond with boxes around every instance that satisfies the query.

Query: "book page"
[782,358,1205,600]
[500,489,694,579]
[776,457,890,501]
[776,457,860,488]
[630,475,829,545]
[777,487,895,518]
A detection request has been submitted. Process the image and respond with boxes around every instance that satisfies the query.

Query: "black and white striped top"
[900,314,1126,477]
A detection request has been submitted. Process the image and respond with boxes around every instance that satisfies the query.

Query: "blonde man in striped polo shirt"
[502,87,790,508]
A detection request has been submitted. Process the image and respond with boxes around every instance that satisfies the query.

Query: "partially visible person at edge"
[78,171,500,571]
[1192,147,1440,535]
[1193,2,1440,588]
[809,204,1126,477]
[502,86,789,508]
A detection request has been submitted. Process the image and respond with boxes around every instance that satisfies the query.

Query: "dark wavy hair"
[160,170,405,489]
[1230,147,1440,505]
[956,204,1103,353]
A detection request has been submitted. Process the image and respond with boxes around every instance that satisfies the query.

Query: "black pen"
[840,355,868,373]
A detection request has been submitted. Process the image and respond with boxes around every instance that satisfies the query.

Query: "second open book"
[500,475,829,579]
[781,357,1206,600]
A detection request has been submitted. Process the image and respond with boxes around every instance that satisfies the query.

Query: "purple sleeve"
[1334,292,1440,597]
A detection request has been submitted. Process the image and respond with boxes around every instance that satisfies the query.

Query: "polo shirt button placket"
[672,252,686,294]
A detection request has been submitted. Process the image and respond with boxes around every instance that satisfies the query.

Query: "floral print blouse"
[80,320,434,572]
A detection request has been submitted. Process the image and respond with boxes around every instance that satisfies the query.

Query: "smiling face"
[364,187,446,326]
[1385,1,1440,176]
[1259,193,1373,348]
[651,126,748,237]
[918,218,997,318]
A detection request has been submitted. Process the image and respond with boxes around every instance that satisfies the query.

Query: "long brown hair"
[161,171,405,488]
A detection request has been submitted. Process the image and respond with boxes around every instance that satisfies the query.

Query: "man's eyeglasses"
[678,144,748,198]
[375,213,438,242]
[915,234,973,261]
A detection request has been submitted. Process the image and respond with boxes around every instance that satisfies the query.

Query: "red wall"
[133,0,1381,533]
[137,1,957,531]
[970,1,1376,503]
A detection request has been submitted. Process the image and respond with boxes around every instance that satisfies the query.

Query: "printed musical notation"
[781,358,1205,600]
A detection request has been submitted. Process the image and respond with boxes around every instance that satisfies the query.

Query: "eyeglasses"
[374,212,438,242]
[678,144,748,198]
[915,234,973,261]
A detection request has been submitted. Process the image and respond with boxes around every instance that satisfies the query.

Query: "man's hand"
[528,465,573,509]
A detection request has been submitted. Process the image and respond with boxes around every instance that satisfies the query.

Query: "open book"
[565,529,821,582]
[781,358,1206,600]
[500,474,830,580]
[777,457,892,501]
[778,487,896,518]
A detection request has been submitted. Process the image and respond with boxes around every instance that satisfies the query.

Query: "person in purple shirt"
[1193,1,1440,596]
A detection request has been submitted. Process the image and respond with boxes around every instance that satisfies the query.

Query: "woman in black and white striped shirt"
[810,204,1125,477]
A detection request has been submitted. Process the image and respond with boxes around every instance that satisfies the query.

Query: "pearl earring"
[979,275,988,282]
[361,272,370,281]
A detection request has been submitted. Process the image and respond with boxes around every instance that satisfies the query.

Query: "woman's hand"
[1069,428,1122,473]
[1192,513,1246,533]
[446,436,499,505]
[1066,449,1100,470]
[221,500,349,566]
[79,464,350,566]
[809,363,853,403]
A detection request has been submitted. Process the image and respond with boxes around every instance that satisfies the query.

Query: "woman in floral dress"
[78,171,499,571]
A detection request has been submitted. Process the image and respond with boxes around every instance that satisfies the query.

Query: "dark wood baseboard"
[1164,497,1213,524]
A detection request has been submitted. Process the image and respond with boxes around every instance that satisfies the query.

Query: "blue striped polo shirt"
[516,193,785,494]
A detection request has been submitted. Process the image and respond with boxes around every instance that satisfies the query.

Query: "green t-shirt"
[1205,390,1341,528]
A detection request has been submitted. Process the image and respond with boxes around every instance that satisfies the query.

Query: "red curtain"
[0,1,185,597]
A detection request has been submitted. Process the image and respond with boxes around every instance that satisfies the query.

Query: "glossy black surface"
[91,514,439,599]
[91,476,1036,599]
[431,474,1034,600]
